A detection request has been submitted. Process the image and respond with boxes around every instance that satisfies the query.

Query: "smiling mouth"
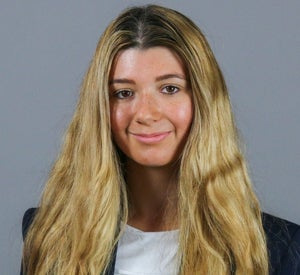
[130,131,171,143]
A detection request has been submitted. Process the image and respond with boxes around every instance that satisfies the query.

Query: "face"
[109,47,193,167]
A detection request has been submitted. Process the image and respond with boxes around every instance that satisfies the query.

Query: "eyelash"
[113,89,133,99]
[161,85,180,95]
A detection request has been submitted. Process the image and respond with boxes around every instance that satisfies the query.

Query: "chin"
[133,156,179,168]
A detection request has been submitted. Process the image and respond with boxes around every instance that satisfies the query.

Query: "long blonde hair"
[23,5,268,274]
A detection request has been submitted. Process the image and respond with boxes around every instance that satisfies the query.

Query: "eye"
[161,85,179,95]
[114,89,134,99]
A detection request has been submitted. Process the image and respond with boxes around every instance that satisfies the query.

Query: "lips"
[130,131,171,143]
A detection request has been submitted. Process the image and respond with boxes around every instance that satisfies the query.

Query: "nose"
[134,92,162,124]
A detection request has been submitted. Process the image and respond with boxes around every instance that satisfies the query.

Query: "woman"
[22,5,300,275]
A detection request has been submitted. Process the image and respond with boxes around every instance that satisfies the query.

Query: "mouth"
[130,131,171,143]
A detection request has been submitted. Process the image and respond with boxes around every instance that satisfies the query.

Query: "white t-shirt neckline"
[114,224,179,275]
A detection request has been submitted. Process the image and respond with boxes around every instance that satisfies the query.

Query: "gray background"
[1,0,299,273]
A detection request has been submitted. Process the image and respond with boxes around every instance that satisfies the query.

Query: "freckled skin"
[109,47,193,167]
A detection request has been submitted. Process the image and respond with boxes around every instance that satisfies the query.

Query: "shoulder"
[262,212,300,275]
[22,208,37,240]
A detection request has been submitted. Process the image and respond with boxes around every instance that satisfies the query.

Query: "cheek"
[110,104,129,138]
[110,104,121,136]
[173,99,193,132]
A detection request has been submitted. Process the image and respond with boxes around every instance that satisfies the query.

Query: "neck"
[125,159,179,231]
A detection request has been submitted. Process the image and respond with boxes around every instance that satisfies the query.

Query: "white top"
[114,224,179,275]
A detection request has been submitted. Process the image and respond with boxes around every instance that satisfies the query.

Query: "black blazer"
[21,208,300,275]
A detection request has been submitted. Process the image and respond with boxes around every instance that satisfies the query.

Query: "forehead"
[110,46,186,78]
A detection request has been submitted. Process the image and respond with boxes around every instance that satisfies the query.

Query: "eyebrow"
[109,74,186,85]
[109,78,135,85]
[155,74,186,82]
